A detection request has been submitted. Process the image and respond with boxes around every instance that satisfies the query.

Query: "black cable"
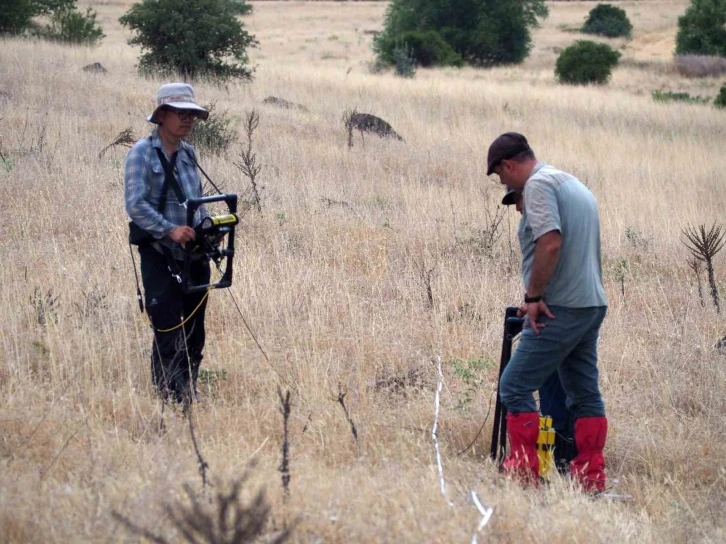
[456,387,497,456]
[185,150,225,195]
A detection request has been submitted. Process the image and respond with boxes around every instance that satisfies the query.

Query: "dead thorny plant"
[682,223,725,313]
[113,467,293,544]
[234,110,263,214]
[277,388,291,501]
[336,384,359,445]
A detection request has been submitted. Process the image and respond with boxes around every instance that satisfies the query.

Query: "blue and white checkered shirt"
[125,129,208,261]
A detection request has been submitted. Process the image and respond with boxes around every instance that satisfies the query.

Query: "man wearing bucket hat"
[489,133,608,492]
[125,82,211,404]
[502,187,578,474]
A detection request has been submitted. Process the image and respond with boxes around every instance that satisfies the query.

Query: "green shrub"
[229,0,252,16]
[676,0,726,57]
[374,0,548,68]
[651,90,711,104]
[715,84,726,107]
[392,44,416,77]
[401,30,463,67]
[119,0,257,81]
[36,6,104,45]
[555,40,621,85]
[582,4,632,38]
[0,0,36,34]
[186,102,237,156]
[0,0,76,35]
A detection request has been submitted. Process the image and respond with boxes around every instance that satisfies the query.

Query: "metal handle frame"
[183,194,238,294]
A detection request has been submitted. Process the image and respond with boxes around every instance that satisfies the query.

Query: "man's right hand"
[169,226,196,244]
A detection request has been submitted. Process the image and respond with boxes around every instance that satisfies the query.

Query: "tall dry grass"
[1,1,725,542]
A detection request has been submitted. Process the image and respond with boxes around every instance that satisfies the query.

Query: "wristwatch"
[524,294,541,303]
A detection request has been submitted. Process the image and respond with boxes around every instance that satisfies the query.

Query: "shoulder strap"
[155,148,187,206]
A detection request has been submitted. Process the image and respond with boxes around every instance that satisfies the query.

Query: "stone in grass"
[349,113,403,141]
[83,62,108,74]
[262,96,308,112]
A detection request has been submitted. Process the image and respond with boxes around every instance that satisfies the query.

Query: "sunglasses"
[166,108,202,121]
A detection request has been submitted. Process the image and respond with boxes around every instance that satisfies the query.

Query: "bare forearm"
[527,244,559,298]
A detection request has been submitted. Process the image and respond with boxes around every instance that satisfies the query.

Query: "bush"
[229,0,252,16]
[384,30,463,68]
[715,84,726,107]
[392,44,416,77]
[119,0,257,81]
[555,40,621,85]
[36,6,104,45]
[373,0,548,68]
[186,102,237,155]
[582,4,632,38]
[0,0,36,34]
[651,90,711,104]
[676,0,726,57]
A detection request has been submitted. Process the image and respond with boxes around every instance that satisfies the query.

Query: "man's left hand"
[518,300,555,335]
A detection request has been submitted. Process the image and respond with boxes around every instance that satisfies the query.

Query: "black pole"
[490,307,523,464]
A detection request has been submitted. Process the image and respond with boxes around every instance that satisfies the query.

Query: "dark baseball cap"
[502,187,518,206]
[487,132,532,176]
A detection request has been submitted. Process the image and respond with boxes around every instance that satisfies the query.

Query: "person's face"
[494,159,525,190]
[157,107,201,138]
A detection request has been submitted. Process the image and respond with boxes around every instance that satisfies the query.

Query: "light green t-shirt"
[519,163,608,308]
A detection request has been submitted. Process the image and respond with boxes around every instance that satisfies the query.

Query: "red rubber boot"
[502,412,540,486]
[570,417,608,493]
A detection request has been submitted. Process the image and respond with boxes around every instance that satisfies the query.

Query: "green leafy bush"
[555,40,621,85]
[1,0,100,42]
[0,0,36,34]
[374,0,548,68]
[715,84,726,107]
[387,30,463,68]
[36,6,104,45]
[392,44,416,77]
[676,0,726,57]
[119,0,257,81]
[229,0,252,16]
[186,102,237,156]
[582,4,632,38]
[651,90,711,104]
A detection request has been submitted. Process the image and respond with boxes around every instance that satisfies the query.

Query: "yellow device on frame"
[537,415,556,480]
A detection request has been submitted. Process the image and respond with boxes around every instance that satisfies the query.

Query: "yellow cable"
[146,289,211,333]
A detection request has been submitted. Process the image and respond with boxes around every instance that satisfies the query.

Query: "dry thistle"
[98,127,136,158]
[113,469,293,544]
[682,223,725,313]
[686,255,705,307]
[234,110,263,214]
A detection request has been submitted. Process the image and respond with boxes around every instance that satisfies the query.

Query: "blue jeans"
[500,306,607,419]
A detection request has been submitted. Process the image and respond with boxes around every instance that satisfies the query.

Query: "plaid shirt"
[125,129,208,261]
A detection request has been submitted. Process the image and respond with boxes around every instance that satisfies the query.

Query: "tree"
[555,40,621,85]
[676,0,726,56]
[373,0,548,68]
[582,4,632,38]
[119,0,257,81]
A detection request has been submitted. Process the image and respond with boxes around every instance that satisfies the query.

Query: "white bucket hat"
[147,82,209,124]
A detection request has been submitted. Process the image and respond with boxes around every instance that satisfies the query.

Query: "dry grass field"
[1,0,726,542]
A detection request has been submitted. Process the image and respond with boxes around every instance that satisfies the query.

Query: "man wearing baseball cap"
[489,133,608,492]
[124,83,211,404]
[502,187,578,474]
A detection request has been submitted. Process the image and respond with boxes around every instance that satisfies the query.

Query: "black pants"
[139,245,210,403]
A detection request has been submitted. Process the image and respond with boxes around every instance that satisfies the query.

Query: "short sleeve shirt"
[519,163,607,308]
